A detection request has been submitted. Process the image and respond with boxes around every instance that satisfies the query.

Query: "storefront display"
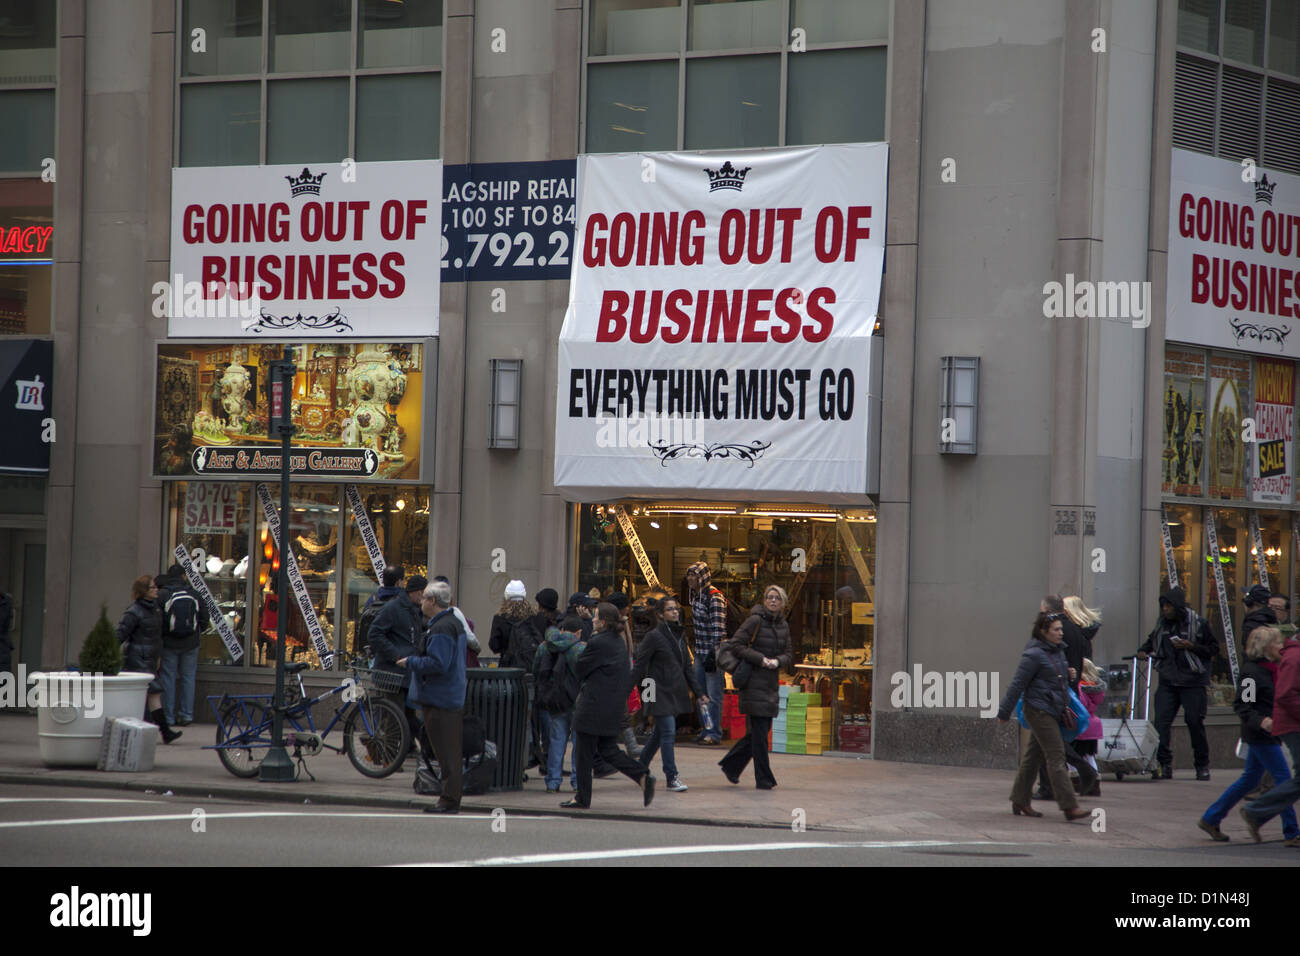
[164,481,431,669]
[153,341,426,480]
[576,501,875,751]
[1162,348,1206,497]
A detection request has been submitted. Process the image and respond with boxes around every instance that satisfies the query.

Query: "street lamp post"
[260,345,297,782]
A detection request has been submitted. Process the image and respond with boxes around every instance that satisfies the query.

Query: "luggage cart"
[1096,655,1160,781]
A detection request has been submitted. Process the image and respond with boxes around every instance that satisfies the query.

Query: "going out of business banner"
[554,144,886,502]
[1167,149,1300,357]
[168,161,441,338]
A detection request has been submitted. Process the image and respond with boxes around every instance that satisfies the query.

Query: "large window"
[177,0,443,166]
[1174,0,1300,174]
[584,0,888,153]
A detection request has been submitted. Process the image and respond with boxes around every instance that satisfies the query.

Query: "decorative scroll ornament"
[648,440,772,467]
[252,308,352,334]
[1228,316,1291,349]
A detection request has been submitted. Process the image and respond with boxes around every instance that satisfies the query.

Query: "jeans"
[1010,706,1079,811]
[158,645,199,724]
[1245,732,1300,832]
[694,656,724,740]
[720,715,776,788]
[639,714,677,780]
[1204,738,1299,838]
[539,709,575,791]
[1153,683,1209,768]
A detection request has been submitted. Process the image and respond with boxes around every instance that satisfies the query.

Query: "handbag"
[1014,689,1090,743]
[716,640,753,690]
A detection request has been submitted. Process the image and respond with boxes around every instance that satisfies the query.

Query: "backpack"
[536,644,581,713]
[356,593,394,653]
[412,714,498,796]
[504,617,544,672]
[164,590,200,637]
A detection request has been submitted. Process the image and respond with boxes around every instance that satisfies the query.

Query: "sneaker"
[1283,835,1300,847]
[1197,818,1230,842]
[1158,763,1173,780]
[667,776,688,792]
[1196,767,1212,781]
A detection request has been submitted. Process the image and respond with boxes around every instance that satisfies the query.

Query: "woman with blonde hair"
[1198,626,1299,843]
[719,585,792,790]
[1074,659,1106,795]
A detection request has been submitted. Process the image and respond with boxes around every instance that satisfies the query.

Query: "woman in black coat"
[562,603,655,810]
[632,597,706,791]
[719,585,792,790]
[116,574,181,743]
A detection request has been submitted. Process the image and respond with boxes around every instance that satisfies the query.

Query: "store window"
[165,481,254,665]
[584,0,889,152]
[575,501,875,751]
[0,178,53,335]
[166,480,432,669]
[177,0,444,165]
[0,0,56,173]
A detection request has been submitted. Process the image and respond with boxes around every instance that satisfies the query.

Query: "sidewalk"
[0,712,1278,851]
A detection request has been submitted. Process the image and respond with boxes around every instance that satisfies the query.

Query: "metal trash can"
[465,667,529,791]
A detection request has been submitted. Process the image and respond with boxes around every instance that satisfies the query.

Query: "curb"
[0,771,827,832]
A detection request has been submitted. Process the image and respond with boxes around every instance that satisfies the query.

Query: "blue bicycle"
[207,653,412,780]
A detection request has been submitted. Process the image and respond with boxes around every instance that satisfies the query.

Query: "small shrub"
[78,605,123,676]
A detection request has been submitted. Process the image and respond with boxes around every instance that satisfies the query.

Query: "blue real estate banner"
[441,160,576,282]
[0,338,53,474]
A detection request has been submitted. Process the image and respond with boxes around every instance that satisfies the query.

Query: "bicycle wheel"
[215,701,269,779]
[344,697,410,778]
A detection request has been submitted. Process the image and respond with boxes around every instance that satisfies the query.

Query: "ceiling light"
[649,520,660,529]
[687,521,698,530]
[395,498,405,511]
[708,521,719,531]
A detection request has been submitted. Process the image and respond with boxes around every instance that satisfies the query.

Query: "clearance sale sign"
[168,160,441,337]
[554,144,886,501]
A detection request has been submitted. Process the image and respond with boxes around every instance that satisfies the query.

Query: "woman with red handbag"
[997,611,1090,821]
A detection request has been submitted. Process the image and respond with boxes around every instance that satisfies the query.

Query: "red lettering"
[351,253,378,298]
[378,252,404,298]
[597,290,630,341]
[1191,253,1209,304]
[771,288,801,342]
[583,213,608,267]
[328,254,351,298]
[804,287,835,341]
[662,289,691,343]
[742,289,773,342]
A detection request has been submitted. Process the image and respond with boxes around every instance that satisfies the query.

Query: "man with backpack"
[356,565,404,655]
[534,613,586,793]
[157,564,210,726]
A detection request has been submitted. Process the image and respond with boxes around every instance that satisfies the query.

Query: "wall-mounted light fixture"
[939,356,979,455]
[489,359,521,449]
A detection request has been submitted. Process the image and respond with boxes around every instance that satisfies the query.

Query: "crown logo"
[285,167,326,197]
[704,161,752,192]
[1254,173,1277,206]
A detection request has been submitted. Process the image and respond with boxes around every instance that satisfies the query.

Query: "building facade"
[2,0,1297,766]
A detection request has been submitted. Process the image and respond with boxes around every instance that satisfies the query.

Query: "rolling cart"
[1097,655,1160,781]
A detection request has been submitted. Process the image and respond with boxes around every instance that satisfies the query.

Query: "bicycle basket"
[354,666,407,696]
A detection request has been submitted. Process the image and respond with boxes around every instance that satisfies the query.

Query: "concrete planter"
[32,672,153,767]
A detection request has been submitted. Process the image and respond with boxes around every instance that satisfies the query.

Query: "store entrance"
[0,528,45,673]
[575,502,875,753]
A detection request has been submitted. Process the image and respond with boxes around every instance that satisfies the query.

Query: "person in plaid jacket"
[686,561,727,744]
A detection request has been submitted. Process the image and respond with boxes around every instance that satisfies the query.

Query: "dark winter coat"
[368,594,423,683]
[997,636,1071,721]
[117,598,164,683]
[1060,619,1097,691]
[1138,587,1217,688]
[1235,657,1282,746]
[406,608,467,711]
[573,628,634,736]
[158,581,210,652]
[631,619,701,717]
[727,609,792,718]
[488,601,534,664]
[1241,607,1278,653]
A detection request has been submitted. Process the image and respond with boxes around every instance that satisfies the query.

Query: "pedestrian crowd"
[996,585,1300,847]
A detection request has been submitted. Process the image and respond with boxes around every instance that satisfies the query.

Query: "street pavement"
[2,712,1297,862]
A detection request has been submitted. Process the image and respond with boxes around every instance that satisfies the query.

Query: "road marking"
[0,810,552,829]
[407,840,1030,867]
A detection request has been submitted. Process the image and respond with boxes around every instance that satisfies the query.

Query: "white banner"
[344,484,386,579]
[1159,505,1179,590]
[1205,511,1240,686]
[172,544,243,662]
[255,483,333,668]
[182,482,238,535]
[1249,510,1270,590]
[554,145,886,502]
[1167,149,1300,357]
[168,161,441,338]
